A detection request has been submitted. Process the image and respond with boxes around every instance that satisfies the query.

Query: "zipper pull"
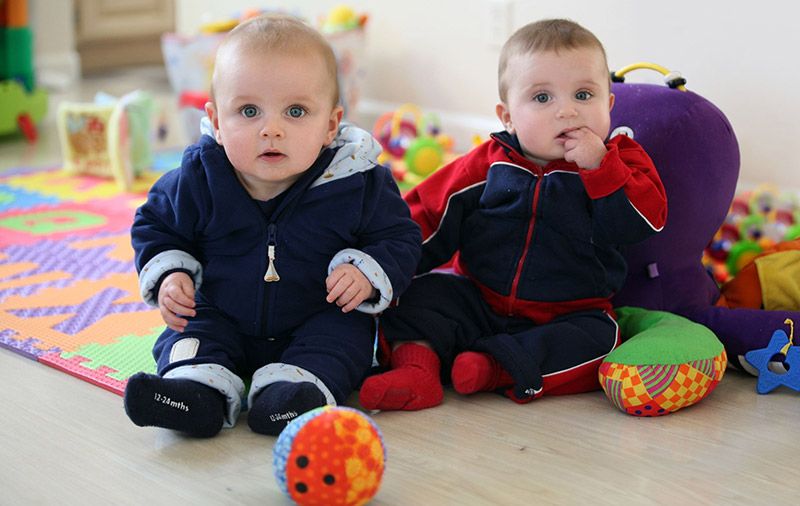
[264,224,280,282]
[264,245,280,282]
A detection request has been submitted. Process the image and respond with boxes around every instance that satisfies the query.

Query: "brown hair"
[498,19,608,102]
[211,13,340,105]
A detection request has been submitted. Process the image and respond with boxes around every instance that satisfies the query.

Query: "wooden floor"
[3,67,800,505]
[3,348,800,505]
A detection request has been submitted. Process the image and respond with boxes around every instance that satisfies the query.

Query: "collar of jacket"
[310,122,382,188]
[196,135,338,223]
[489,130,581,174]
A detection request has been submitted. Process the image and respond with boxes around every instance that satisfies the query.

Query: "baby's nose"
[556,106,578,119]
[260,118,284,138]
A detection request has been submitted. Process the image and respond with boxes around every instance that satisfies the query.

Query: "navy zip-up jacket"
[405,130,667,323]
[132,126,421,337]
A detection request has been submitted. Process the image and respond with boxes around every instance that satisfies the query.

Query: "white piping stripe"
[424,161,662,245]
[423,161,549,246]
[494,161,663,232]
[627,200,665,232]
[541,311,620,378]
[422,180,487,245]
[489,160,535,175]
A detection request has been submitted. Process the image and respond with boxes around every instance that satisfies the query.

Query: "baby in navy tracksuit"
[359,19,668,410]
[124,14,420,437]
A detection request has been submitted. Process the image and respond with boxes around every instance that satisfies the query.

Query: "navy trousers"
[153,302,375,404]
[379,273,619,400]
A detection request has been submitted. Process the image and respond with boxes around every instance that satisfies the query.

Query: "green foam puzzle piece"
[62,326,162,380]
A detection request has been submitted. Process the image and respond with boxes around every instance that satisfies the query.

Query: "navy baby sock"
[247,381,327,436]
[124,372,226,438]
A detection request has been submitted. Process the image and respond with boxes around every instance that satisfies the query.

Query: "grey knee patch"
[169,338,200,363]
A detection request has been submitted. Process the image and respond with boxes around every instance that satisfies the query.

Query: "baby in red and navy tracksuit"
[360,18,667,410]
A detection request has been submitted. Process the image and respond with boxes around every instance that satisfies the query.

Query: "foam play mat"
[0,150,181,394]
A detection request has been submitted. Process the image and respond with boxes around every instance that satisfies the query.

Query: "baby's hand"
[563,127,607,169]
[157,271,196,333]
[326,264,376,313]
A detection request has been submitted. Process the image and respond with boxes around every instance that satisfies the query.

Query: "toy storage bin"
[160,24,366,135]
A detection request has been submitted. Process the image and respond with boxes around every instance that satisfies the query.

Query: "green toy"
[0,79,46,138]
[0,2,48,141]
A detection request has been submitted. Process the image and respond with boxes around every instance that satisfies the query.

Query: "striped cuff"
[328,248,393,314]
[139,250,203,306]
[164,364,246,428]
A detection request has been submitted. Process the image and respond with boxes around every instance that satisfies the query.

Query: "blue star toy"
[745,319,800,394]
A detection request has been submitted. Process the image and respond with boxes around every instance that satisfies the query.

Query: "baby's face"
[206,44,342,200]
[497,46,613,164]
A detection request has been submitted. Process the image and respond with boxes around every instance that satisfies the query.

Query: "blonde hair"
[211,13,340,105]
[498,19,608,102]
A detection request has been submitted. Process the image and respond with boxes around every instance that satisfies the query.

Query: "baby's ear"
[204,102,223,144]
[496,103,514,133]
[326,105,345,144]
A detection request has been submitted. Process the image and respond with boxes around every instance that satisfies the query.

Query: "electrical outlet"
[486,0,513,48]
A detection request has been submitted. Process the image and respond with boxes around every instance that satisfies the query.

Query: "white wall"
[174,0,798,188]
[30,0,80,89]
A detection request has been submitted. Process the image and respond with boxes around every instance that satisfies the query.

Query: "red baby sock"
[451,351,514,395]
[359,343,444,411]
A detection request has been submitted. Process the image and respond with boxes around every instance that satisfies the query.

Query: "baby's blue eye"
[241,105,258,118]
[533,93,549,103]
[575,91,592,101]
[287,106,306,118]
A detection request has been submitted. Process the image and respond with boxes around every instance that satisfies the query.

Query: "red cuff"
[579,143,632,199]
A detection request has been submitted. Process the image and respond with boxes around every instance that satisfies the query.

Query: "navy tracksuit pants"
[153,302,375,404]
[379,273,619,400]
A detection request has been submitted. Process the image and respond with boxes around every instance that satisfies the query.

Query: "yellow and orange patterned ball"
[273,406,385,506]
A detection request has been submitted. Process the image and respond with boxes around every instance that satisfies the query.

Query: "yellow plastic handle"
[611,62,687,91]
[390,103,423,139]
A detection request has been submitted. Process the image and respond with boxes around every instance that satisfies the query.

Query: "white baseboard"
[35,51,82,91]
[354,99,502,153]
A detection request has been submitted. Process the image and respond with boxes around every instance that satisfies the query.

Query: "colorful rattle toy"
[273,406,385,506]
[745,319,800,394]
[373,103,452,186]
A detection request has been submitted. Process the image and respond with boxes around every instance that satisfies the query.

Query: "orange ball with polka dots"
[273,406,386,505]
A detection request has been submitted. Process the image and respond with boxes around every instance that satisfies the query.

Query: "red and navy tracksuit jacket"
[380,130,667,400]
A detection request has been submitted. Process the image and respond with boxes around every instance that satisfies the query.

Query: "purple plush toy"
[609,80,800,371]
